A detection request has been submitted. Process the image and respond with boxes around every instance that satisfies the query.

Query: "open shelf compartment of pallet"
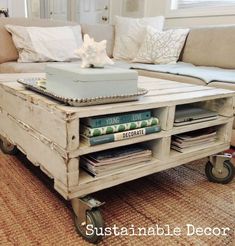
[0,75,234,200]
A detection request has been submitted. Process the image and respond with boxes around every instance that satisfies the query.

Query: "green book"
[81,125,161,146]
[82,110,151,128]
[81,117,160,137]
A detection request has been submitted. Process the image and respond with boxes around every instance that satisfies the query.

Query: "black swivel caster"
[72,196,105,244]
[0,139,18,155]
[74,208,104,244]
[205,159,235,184]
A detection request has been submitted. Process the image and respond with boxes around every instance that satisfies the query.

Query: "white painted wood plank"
[68,142,229,198]
[0,85,79,150]
[152,107,170,130]
[1,82,59,107]
[0,109,70,188]
[196,97,234,117]
[166,106,176,130]
[217,120,233,143]
[77,131,167,156]
[63,89,235,118]
[140,81,196,90]
[171,117,233,136]
[146,86,212,96]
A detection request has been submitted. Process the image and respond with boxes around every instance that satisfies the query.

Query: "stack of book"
[171,127,217,153]
[80,110,161,146]
[80,145,152,177]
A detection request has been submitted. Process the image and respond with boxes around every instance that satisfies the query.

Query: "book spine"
[84,110,152,128]
[88,125,161,146]
[81,117,160,137]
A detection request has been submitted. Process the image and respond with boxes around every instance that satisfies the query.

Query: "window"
[173,0,235,10]
[167,0,235,17]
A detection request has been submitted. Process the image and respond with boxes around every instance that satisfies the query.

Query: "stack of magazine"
[80,110,161,146]
[171,127,217,153]
[81,145,152,177]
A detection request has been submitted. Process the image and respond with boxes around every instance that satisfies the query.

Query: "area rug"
[0,151,234,246]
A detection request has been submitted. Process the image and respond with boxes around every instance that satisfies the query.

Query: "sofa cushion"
[137,70,206,86]
[81,24,114,58]
[0,61,53,73]
[0,61,78,73]
[181,25,235,69]
[0,59,130,73]
[131,62,235,84]
[0,18,78,64]
[208,81,235,91]
[0,60,130,73]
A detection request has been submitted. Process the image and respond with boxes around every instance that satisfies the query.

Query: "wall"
[166,16,235,28]
[0,0,26,17]
[145,0,235,28]
[0,0,8,9]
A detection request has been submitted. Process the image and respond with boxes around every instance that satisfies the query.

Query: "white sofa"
[1,18,235,145]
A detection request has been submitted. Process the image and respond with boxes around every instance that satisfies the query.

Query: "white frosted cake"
[45,64,138,99]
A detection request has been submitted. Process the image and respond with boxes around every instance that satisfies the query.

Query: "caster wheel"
[0,139,18,155]
[205,160,235,184]
[74,209,104,244]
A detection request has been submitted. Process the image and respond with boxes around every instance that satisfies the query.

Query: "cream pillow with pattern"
[133,26,189,64]
[113,16,165,61]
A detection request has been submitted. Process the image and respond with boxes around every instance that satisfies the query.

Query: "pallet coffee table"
[0,73,234,243]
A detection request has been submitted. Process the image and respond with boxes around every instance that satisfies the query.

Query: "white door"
[48,0,67,20]
[79,0,110,24]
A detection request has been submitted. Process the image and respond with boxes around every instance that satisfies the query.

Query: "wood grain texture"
[0,73,234,200]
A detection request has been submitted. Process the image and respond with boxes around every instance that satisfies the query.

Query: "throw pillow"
[5,25,83,62]
[113,16,165,61]
[133,26,189,64]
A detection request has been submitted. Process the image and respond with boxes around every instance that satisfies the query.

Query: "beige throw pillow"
[5,25,83,62]
[113,16,165,61]
[133,26,189,64]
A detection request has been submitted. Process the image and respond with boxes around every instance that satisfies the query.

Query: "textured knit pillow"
[5,25,83,62]
[113,16,165,61]
[133,26,189,64]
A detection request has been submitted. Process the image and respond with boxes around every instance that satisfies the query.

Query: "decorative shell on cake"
[75,34,114,68]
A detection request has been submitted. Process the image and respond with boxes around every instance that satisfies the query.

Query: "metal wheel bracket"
[1,136,15,146]
[71,196,104,226]
[209,153,232,173]
[0,136,18,155]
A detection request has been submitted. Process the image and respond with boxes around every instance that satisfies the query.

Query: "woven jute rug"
[0,151,234,246]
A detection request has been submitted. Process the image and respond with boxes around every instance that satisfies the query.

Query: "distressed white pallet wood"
[61,89,235,118]
[0,82,79,151]
[68,142,229,198]
[0,73,234,200]
[146,86,212,96]
[170,116,233,136]
[0,109,79,188]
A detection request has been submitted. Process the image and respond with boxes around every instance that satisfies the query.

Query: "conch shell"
[75,34,114,68]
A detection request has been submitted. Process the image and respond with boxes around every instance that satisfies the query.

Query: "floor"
[0,151,234,246]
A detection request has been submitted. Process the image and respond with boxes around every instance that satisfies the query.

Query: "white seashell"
[75,34,114,68]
